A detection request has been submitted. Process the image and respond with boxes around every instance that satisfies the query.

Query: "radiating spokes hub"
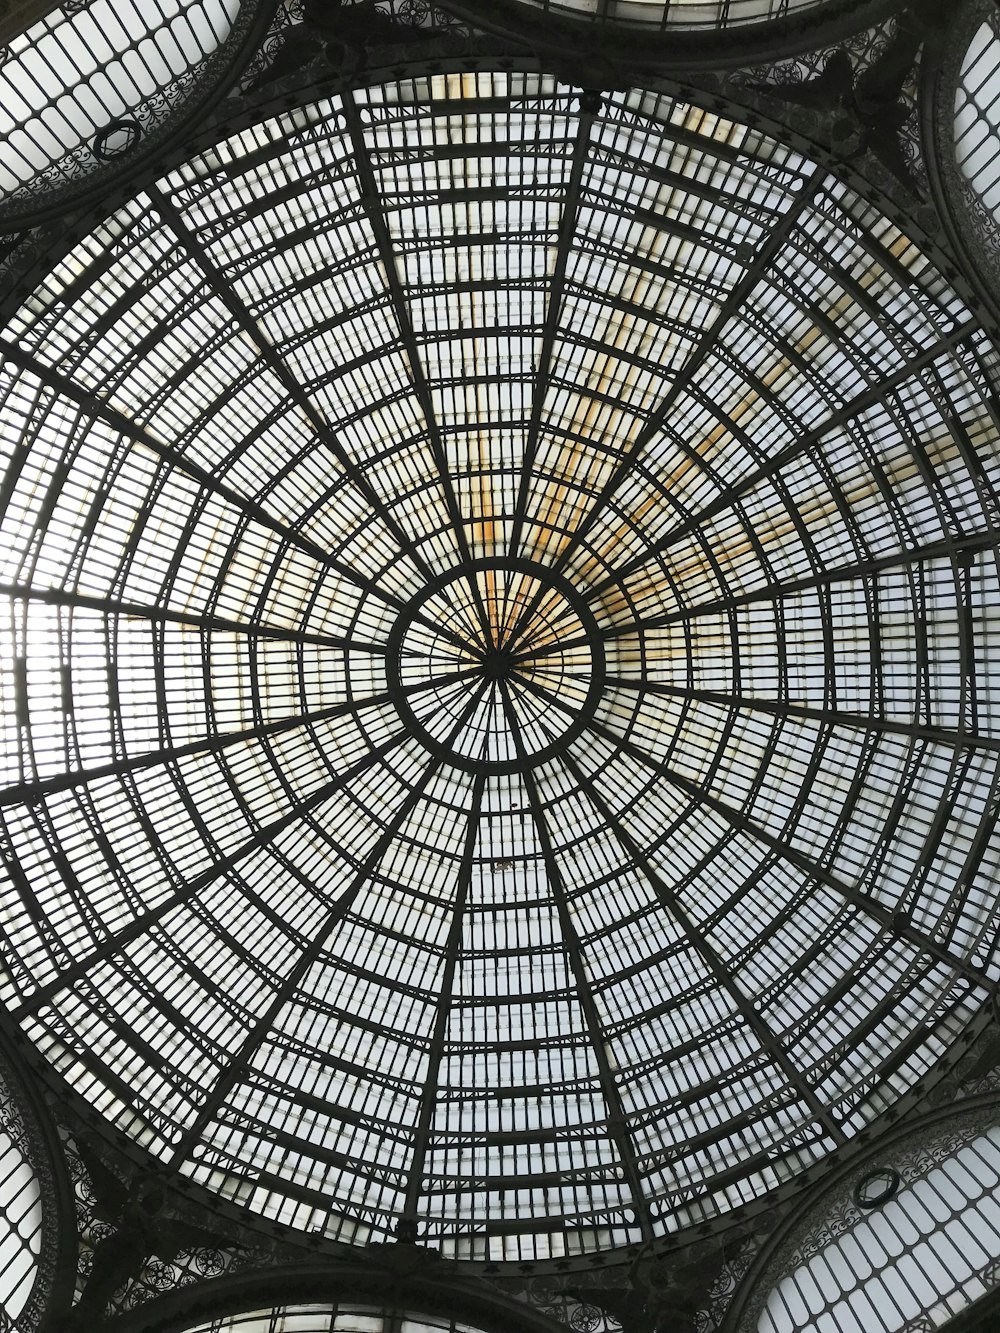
[387,559,606,774]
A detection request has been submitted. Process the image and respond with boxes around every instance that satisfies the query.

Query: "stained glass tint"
[0,75,998,1264]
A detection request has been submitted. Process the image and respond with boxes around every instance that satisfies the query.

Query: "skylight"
[0,71,998,1267]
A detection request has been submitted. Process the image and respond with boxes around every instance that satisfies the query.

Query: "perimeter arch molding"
[718,1091,1000,1333]
[103,1253,568,1333]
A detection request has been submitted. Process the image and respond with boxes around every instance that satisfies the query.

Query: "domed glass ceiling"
[0,72,999,1267]
[0,0,241,204]
[955,7,1000,219]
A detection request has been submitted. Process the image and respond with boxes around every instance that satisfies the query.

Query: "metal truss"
[0,8,997,1333]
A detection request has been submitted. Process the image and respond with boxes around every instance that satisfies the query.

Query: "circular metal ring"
[92,119,143,161]
[853,1166,901,1210]
[386,557,607,775]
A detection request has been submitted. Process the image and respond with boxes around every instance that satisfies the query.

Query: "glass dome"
[924,0,1000,378]
[954,8,1000,215]
[0,71,998,1268]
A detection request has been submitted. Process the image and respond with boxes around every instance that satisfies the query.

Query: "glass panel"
[760,1127,1000,1333]
[954,16,1000,217]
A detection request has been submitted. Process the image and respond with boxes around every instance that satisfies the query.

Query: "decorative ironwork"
[0,0,273,230]
[373,0,473,35]
[60,1126,268,1328]
[92,121,143,162]
[852,1166,901,1209]
[731,5,937,196]
[1,67,999,1280]
[0,1046,67,1333]
[922,0,1000,321]
[716,1094,1000,1332]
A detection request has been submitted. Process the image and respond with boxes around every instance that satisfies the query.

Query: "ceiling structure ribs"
[144,182,478,636]
[0,670,476,808]
[552,741,851,1151]
[577,319,986,601]
[0,334,460,650]
[509,697,657,1244]
[6,713,438,1020]
[0,67,996,1278]
[0,580,388,654]
[505,89,600,570]
[340,91,494,640]
[398,770,486,1237]
[161,687,491,1174]
[504,160,829,645]
[599,679,1000,755]
[521,528,999,654]
[576,701,999,997]
[505,662,999,1004]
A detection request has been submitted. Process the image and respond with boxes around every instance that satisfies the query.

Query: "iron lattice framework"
[426,0,901,72]
[0,0,274,230]
[0,0,998,1325]
[1,69,999,1277]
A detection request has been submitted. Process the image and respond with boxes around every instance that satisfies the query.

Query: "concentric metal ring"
[386,559,606,774]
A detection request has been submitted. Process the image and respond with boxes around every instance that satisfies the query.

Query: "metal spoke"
[163,681,491,1170]
[0,580,388,655]
[505,92,600,568]
[500,678,655,1242]
[146,183,469,623]
[0,335,413,619]
[516,668,999,994]
[511,528,1000,658]
[551,741,850,1149]
[601,676,1000,754]
[399,770,486,1235]
[341,93,494,642]
[503,163,827,647]
[0,668,477,807]
[9,719,423,1018]
[576,319,983,599]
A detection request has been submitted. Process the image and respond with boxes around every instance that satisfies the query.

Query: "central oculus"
[387,558,606,774]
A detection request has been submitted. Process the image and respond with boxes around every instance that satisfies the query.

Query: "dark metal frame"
[0,1026,77,1332]
[431,0,900,73]
[0,11,997,1325]
[108,1259,563,1333]
[384,558,607,774]
[0,0,278,233]
[921,0,1000,326]
[718,1090,1000,1332]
